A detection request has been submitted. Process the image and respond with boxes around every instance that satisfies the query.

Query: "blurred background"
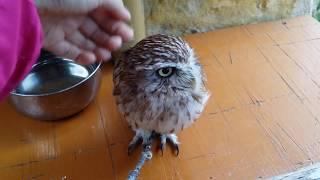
[125,0,320,43]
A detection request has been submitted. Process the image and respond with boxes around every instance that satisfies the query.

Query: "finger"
[65,31,96,51]
[94,47,112,61]
[109,22,133,42]
[107,36,122,51]
[48,40,96,64]
[79,17,111,47]
[90,12,134,42]
[79,17,124,50]
[100,1,131,21]
[54,39,112,63]
[77,52,96,65]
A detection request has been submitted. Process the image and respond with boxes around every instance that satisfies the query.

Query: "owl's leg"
[128,129,154,155]
[159,134,180,156]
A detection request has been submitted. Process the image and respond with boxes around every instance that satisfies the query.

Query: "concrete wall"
[144,0,313,35]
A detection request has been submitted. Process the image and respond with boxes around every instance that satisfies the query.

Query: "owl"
[113,34,210,155]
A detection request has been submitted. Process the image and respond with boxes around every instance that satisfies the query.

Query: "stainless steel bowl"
[9,56,102,121]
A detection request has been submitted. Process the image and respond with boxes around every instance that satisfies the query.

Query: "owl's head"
[120,34,204,95]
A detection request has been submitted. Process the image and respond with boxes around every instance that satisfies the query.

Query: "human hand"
[36,0,134,64]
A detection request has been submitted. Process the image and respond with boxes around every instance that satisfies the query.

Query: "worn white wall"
[144,0,313,35]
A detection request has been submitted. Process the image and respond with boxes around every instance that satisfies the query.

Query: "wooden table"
[1,16,320,180]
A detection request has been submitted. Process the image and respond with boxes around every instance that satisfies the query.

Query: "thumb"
[36,0,131,20]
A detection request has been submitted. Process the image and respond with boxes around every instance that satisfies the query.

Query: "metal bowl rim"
[10,59,102,97]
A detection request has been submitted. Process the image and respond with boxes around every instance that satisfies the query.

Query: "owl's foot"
[128,130,180,156]
[128,130,154,155]
[159,134,180,156]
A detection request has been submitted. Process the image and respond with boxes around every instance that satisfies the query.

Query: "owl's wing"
[112,52,126,96]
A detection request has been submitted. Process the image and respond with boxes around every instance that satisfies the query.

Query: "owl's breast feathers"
[113,82,209,134]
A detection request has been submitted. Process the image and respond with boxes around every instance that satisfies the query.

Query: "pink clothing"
[0,0,42,101]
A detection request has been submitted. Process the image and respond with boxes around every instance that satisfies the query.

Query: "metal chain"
[127,145,153,180]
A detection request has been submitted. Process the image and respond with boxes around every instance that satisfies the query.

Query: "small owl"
[113,34,210,155]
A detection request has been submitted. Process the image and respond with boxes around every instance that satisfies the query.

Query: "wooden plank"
[269,163,320,180]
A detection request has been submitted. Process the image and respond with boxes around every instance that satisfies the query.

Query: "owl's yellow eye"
[157,67,174,77]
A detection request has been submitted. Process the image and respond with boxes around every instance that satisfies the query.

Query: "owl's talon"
[159,134,166,156]
[128,129,153,156]
[159,144,164,156]
[167,136,179,156]
[174,144,180,156]
[128,144,137,155]
[128,147,134,155]
[159,134,180,156]
[128,138,142,155]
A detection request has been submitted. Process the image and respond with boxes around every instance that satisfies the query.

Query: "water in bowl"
[14,61,90,95]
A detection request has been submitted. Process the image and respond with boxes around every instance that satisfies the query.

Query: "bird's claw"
[159,134,180,156]
[159,143,164,156]
[128,130,180,156]
[128,138,142,155]
[167,137,179,156]
[173,144,179,156]
[128,130,154,156]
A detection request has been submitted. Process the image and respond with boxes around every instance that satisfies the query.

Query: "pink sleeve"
[0,0,43,101]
